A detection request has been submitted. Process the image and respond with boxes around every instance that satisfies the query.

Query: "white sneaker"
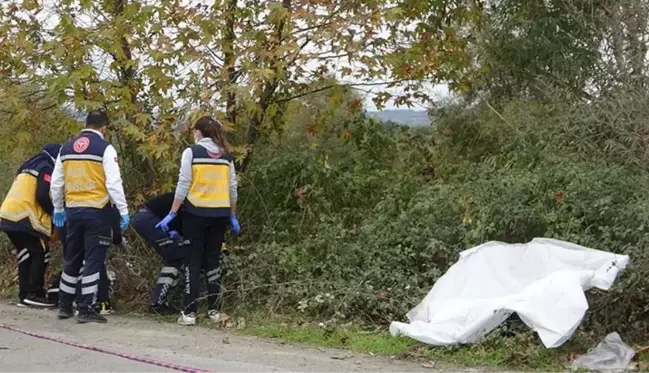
[177,312,196,326]
[208,310,222,323]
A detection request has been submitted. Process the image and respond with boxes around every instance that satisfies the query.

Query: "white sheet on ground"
[389,238,629,348]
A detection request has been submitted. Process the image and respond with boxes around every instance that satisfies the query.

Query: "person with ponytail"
[155,115,239,326]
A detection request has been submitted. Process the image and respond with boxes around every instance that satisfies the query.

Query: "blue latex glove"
[53,211,66,228]
[168,230,180,240]
[229,214,241,235]
[120,214,130,231]
[155,212,177,232]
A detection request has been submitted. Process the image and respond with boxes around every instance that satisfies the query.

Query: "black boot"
[76,307,107,324]
[57,304,74,319]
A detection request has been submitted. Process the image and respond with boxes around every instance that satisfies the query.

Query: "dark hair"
[194,116,229,153]
[86,110,109,129]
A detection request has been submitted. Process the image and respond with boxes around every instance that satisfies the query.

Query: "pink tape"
[0,323,212,373]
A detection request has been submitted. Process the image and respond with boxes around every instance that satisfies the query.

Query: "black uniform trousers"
[182,213,228,314]
[58,210,112,310]
[133,207,187,306]
[6,231,50,300]
[56,225,110,303]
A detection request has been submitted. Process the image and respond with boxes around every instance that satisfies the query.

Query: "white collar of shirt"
[81,128,104,139]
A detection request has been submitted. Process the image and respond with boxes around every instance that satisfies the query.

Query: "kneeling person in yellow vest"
[0,144,61,308]
[50,110,130,324]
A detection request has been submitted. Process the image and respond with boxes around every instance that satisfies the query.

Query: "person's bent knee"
[132,210,149,236]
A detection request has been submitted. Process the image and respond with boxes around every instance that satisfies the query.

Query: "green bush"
[225,99,649,342]
[3,95,649,344]
[227,158,649,336]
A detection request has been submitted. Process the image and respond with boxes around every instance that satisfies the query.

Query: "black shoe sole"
[75,315,107,324]
[58,312,74,320]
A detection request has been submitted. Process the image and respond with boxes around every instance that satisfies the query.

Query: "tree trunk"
[224,0,237,127]
[111,0,154,182]
[242,0,291,171]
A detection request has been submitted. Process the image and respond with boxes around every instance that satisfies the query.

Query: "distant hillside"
[368,109,430,126]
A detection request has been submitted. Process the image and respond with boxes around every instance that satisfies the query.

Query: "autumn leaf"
[21,0,39,11]
[63,36,75,45]
[0,0,476,186]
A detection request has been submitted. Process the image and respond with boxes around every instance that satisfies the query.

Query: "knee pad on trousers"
[59,271,79,295]
[206,267,222,284]
[16,248,30,265]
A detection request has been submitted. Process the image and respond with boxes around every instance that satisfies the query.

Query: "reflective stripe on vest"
[0,170,52,237]
[186,147,231,210]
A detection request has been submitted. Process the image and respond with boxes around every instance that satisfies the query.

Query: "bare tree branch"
[285,38,311,68]
[287,3,347,38]
[274,80,409,103]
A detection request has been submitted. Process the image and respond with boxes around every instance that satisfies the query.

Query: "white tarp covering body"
[389,238,629,348]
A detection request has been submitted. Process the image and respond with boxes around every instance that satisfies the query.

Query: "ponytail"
[194,116,230,153]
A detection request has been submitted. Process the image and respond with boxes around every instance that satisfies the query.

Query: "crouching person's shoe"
[177,312,196,326]
[76,307,107,324]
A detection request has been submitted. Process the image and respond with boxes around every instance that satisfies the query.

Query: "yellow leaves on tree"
[0,0,478,192]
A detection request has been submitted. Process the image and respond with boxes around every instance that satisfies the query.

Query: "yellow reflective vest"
[0,167,53,238]
[59,131,110,210]
[185,145,233,217]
